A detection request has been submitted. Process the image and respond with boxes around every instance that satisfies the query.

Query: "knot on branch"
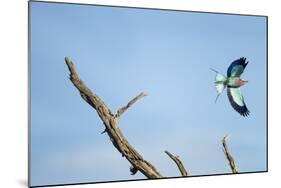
[130,166,138,175]
[101,129,107,134]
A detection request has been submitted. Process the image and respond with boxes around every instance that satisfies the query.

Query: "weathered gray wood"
[222,135,238,173]
[115,92,148,119]
[165,150,188,176]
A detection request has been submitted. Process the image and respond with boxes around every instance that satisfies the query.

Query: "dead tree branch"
[65,57,162,178]
[165,150,188,176]
[115,92,148,119]
[222,135,238,173]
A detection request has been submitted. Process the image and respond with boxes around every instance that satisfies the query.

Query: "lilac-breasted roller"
[211,57,250,117]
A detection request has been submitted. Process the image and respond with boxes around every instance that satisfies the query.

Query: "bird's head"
[238,79,248,86]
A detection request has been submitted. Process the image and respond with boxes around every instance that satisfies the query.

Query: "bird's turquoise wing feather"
[229,88,244,106]
[227,57,248,77]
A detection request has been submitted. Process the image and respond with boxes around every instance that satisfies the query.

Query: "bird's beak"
[242,80,248,85]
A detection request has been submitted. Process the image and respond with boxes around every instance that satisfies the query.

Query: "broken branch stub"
[165,150,189,176]
[222,135,238,173]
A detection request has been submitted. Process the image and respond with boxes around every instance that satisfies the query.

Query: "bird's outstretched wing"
[227,87,250,117]
[227,57,248,77]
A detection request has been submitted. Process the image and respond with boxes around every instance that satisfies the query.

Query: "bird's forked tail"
[210,68,227,102]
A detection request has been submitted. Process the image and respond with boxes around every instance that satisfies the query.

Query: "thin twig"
[115,92,148,118]
[165,150,188,176]
[222,135,238,173]
[65,57,162,178]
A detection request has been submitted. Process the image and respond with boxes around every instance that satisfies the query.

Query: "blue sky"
[30,1,267,186]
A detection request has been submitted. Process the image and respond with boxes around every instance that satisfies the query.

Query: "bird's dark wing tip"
[240,57,248,66]
[240,109,250,117]
[235,105,250,117]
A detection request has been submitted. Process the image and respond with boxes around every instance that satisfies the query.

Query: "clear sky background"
[30,1,267,186]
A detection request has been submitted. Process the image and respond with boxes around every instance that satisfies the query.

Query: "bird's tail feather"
[211,68,227,102]
[210,68,219,73]
[215,81,226,94]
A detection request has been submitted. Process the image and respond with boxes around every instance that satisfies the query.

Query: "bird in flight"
[211,57,250,117]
